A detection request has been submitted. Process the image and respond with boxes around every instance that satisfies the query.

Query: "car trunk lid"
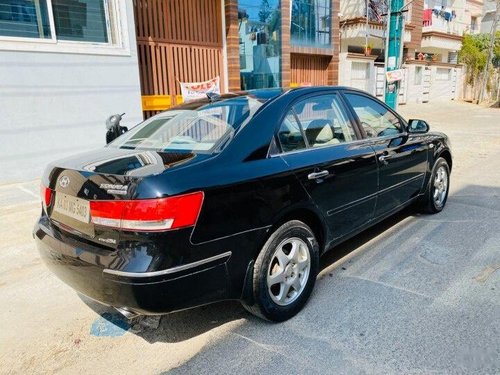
[42,148,211,248]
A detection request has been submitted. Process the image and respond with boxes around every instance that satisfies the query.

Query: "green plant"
[459,32,500,87]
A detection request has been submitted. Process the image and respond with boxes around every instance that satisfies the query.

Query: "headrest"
[305,119,333,145]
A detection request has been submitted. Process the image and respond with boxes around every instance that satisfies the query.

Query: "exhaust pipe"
[115,307,141,320]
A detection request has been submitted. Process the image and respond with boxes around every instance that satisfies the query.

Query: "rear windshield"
[109,96,262,153]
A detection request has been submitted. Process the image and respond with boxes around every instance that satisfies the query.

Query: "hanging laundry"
[423,9,433,26]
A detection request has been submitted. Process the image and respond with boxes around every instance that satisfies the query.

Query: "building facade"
[1,1,342,184]
[135,0,341,119]
[481,0,499,33]
[339,0,483,105]
[3,0,485,183]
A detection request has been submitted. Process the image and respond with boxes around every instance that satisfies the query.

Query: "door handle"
[378,154,390,164]
[308,170,329,180]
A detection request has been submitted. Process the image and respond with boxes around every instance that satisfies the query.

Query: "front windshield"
[110,96,262,153]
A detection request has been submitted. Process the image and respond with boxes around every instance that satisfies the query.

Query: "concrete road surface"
[0,101,499,374]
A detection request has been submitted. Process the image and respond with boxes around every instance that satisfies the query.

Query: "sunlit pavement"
[0,101,499,374]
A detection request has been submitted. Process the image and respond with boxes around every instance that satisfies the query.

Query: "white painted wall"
[339,53,376,95]
[481,0,498,33]
[428,66,460,101]
[0,2,143,183]
[405,64,427,104]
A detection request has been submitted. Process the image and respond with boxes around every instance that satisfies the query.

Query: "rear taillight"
[40,184,53,207]
[89,191,204,232]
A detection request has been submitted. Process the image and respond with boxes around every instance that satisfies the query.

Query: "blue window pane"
[291,0,331,48]
[238,0,281,90]
[52,0,108,43]
[0,0,52,39]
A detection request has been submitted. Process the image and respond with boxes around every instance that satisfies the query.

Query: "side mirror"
[105,113,128,144]
[408,119,429,134]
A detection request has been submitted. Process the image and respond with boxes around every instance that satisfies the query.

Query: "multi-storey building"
[134,0,341,119]
[0,0,342,183]
[339,0,483,105]
[481,0,499,33]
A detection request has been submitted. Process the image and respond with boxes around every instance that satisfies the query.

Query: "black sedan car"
[35,87,452,322]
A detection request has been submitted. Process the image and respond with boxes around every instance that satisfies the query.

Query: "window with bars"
[435,67,451,81]
[414,66,423,85]
[0,0,118,44]
[291,0,331,48]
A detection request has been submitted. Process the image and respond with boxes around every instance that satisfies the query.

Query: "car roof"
[169,86,370,112]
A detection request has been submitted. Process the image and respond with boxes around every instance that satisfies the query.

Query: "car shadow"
[80,206,416,344]
[79,293,248,343]
[320,206,415,272]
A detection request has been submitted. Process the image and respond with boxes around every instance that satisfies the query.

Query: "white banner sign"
[179,76,220,102]
[386,69,404,83]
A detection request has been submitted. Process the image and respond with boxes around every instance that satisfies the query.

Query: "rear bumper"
[34,219,233,315]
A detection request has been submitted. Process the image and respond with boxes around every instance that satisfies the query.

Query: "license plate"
[53,193,90,223]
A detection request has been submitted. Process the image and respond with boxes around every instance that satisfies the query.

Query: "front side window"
[110,97,262,153]
[291,0,331,47]
[344,93,402,138]
[0,0,116,44]
[294,94,356,147]
[277,94,356,153]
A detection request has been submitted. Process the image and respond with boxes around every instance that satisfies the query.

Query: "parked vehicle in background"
[35,87,452,322]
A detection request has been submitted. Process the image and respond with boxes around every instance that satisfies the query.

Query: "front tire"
[419,157,450,213]
[242,220,319,322]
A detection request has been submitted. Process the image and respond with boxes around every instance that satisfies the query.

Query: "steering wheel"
[360,122,377,138]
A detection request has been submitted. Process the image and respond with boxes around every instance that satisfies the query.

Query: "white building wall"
[427,66,461,101]
[405,64,427,104]
[338,53,376,95]
[0,2,143,183]
[480,0,499,33]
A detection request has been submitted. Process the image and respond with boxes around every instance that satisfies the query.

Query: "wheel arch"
[240,205,326,307]
[438,149,452,171]
[271,206,328,255]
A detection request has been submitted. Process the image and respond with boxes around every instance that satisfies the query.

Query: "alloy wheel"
[266,237,311,306]
[433,165,448,208]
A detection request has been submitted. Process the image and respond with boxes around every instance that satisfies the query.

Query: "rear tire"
[419,157,450,214]
[241,220,319,322]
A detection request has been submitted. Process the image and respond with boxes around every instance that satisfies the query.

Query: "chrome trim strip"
[327,193,377,216]
[103,251,232,278]
[269,138,374,158]
[377,173,425,195]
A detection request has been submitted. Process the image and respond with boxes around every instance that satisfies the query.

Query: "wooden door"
[290,54,331,87]
[134,0,225,118]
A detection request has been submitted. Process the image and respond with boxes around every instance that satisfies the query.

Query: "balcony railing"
[422,8,463,35]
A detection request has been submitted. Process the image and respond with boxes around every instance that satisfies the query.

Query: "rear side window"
[278,113,307,153]
[277,94,356,153]
[344,93,402,138]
